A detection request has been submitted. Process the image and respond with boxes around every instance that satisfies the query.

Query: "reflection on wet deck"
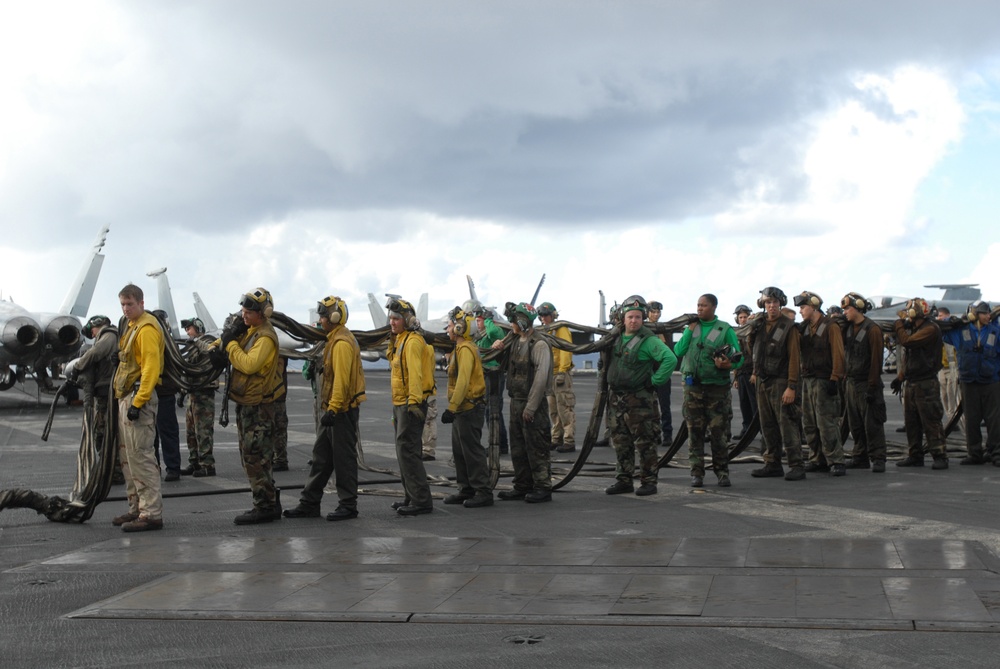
[52,537,1000,630]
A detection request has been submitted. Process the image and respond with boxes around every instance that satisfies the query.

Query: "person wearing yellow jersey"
[221,287,286,525]
[111,284,165,532]
[537,302,576,453]
[285,296,366,521]
[386,297,433,516]
[442,307,492,508]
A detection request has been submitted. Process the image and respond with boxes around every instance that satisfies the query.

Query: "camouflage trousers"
[548,373,576,445]
[185,389,216,467]
[117,393,163,520]
[236,402,277,511]
[608,388,661,486]
[422,396,438,457]
[272,397,288,468]
[756,377,804,469]
[844,379,887,463]
[683,384,730,478]
[509,398,553,492]
[903,378,947,459]
[801,377,845,467]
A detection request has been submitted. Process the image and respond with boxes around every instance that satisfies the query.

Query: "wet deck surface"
[45,535,1000,630]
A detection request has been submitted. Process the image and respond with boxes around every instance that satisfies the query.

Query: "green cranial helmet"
[536,302,557,318]
[504,301,537,330]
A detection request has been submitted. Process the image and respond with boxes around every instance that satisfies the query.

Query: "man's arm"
[226,335,276,376]
[448,346,475,411]
[526,340,553,414]
[647,337,678,386]
[133,325,163,408]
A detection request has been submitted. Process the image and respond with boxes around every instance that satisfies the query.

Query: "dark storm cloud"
[3,0,999,243]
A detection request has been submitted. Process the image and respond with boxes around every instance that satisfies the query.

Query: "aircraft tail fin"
[417,293,429,323]
[368,293,387,328]
[599,290,608,327]
[146,268,179,333]
[192,292,219,333]
[467,275,479,302]
[59,225,109,318]
[530,274,546,306]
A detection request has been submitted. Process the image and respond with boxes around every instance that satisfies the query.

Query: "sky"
[2,0,999,333]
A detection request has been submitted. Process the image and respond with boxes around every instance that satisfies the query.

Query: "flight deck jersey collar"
[113,311,164,405]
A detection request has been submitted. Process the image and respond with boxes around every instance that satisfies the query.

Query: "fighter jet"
[868,284,993,322]
[0,226,108,391]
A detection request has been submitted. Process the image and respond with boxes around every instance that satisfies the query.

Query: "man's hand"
[408,404,425,423]
[176,394,186,408]
[824,379,839,396]
[126,405,141,421]
[890,378,903,395]
[781,387,796,405]
[208,347,228,369]
[221,317,249,348]
[320,410,337,427]
[441,409,455,424]
[522,408,535,423]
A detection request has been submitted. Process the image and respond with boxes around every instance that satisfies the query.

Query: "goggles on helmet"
[240,288,271,312]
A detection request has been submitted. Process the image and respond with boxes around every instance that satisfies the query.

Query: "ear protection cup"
[793,291,822,308]
[905,298,927,319]
[840,293,869,312]
[318,296,347,325]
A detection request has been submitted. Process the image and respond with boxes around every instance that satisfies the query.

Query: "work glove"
[320,410,337,427]
[176,393,186,408]
[441,409,455,424]
[221,316,248,348]
[824,379,839,396]
[126,405,141,421]
[208,347,229,369]
[890,378,903,396]
[408,404,426,423]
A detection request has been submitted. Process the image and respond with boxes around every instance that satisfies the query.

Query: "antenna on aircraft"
[530,274,546,306]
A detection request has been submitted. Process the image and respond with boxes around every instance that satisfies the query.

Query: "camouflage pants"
[903,378,947,459]
[548,373,576,445]
[236,402,277,511]
[844,379,887,463]
[801,377,845,466]
[756,377,804,469]
[509,398,553,492]
[608,389,661,486]
[272,397,288,468]
[683,384,730,478]
[960,382,1000,460]
[394,402,432,507]
[422,396,438,457]
[118,393,163,520]
[185,389,216,467]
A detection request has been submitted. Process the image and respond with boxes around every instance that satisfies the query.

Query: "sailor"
[537,302,576,453]
[647,300,674,445]
[749,287,806,481]
[385,297,434,516]
[892,298,948,470]
[675,294,742,487]
[284,296,366,520]
[732,304,758,440]
[179,317,218,477]
[942,300,1000,465]
[442,306,492,508]
[839,293,888,472]
[220,288,287,523]
[111,283,166,532]
[66,314,122,484]
[493,302,555,503]
[794,291,848,477]
[604,296,677,497]
[474,306,509,454]
[149,309,182,482]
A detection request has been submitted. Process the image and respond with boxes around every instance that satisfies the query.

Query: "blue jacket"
[942,321,1000,384]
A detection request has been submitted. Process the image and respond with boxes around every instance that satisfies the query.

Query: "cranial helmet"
[84,314,111,334]
[620,295,648,318]
[536,302,558,318]
[504,301,537,330]
[385,296,419,330]
[968,300,991,320]
[317,295,348,326]
[447,306,475,339]
[757,287,787,308]
[181,317,206,334]
[840,292,872,313]
[793,291,823,309]
[905,297,929,320]
[240,287,274,317]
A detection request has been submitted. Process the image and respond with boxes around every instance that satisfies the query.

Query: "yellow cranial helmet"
[317,295,348,326]
[447,306,474,339]
[240,287,274,317]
